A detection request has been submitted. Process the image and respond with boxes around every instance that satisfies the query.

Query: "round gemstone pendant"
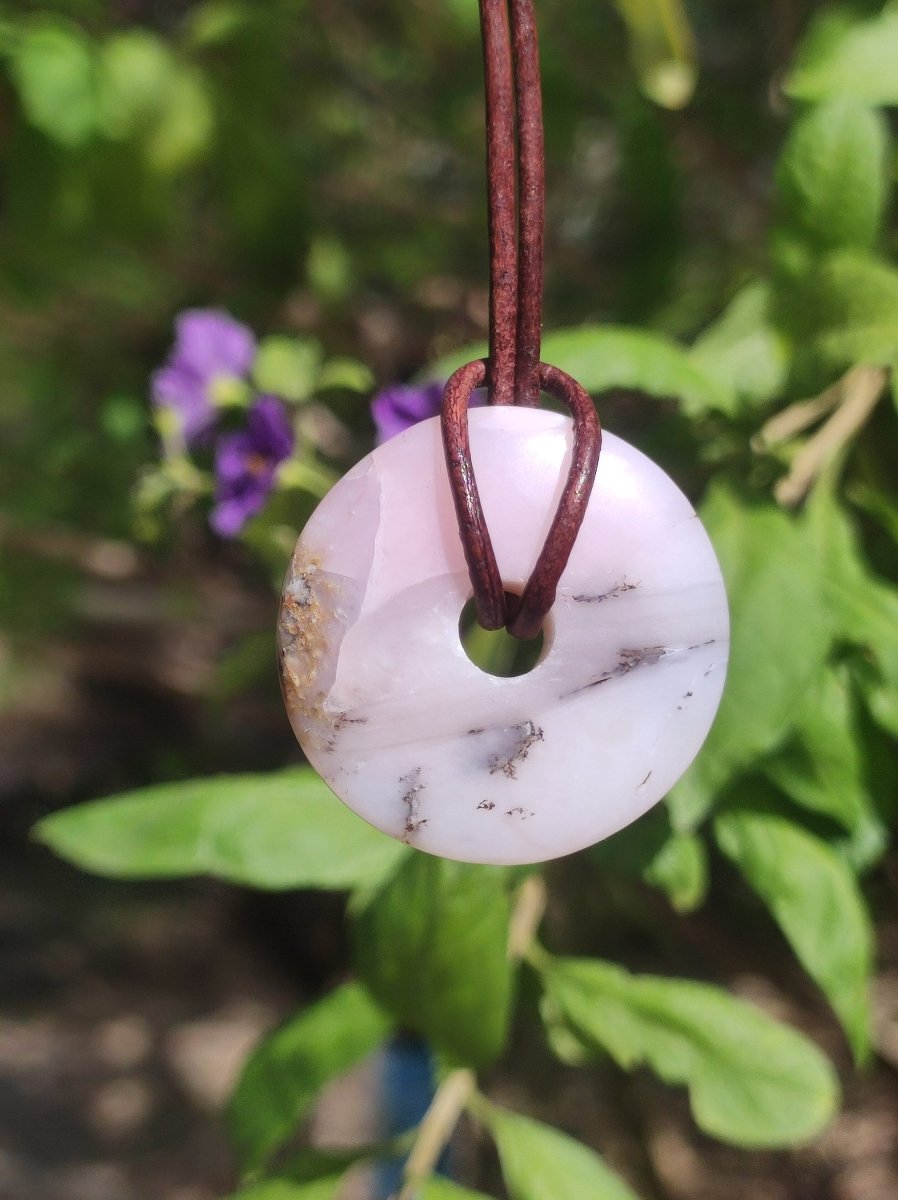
[278,406,729,866]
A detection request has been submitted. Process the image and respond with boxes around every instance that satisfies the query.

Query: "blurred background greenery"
[3,3,898,1200]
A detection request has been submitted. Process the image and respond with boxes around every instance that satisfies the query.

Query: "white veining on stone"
[279,407,730,866]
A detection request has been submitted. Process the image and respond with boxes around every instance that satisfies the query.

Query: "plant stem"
[395,1068,477,1200]
[507,873,547,961]
[773,364,887,506]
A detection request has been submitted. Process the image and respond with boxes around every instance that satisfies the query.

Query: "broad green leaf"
[418,1180,496,1200]
[776,99,888,253]
[763,664,873,833]
[775,251,898,371]
[426,326,728,415]
[589,807,705,911]
[715,808,874,1064]
[541,956,839,1148]
[34,769,408,891]
[488,1107,640,1200]
[254,335,323,403]
[540,326,728,415]
[351,856,513,1068]
[229,1178,342,1200]
[228,982,392,1172]
[787,4,898,104]
[612,0,697,110]
[10,20,98,147]
[689,283,788,409]
[642,830,707,913]
[807,487,898,732]
[668,483,831,830]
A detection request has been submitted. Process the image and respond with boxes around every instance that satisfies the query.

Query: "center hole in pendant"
[458,593,548,679]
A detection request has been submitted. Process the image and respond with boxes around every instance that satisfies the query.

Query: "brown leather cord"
[441,0,601,637]
[442,359,601,637]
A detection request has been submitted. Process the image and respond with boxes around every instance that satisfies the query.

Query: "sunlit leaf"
[418,1179,497,1200]
[254,335,323,403]
[774,251,898,371]
[689,283,788,410]
[144,66,214,173]
[228,1176,342,1200]
[428,326,728,414]
[488,1106,641,1200]
[612,0,698,110]
[763,663,872,832]
[642,830,708,912]
[228,982,392,1172]
[668,484,831,830]
[776,98,888,253]
[541,955,839,1147]
[34,769,408,891]
[715,807,873,1064]
[97,31,174,139]
[787,4,898,104]
[10,19,98,147]
[352,856,514,1068]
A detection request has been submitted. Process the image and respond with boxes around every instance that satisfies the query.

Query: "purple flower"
[211,397,295,538]
[371,381,446,443]
[152,309,257,445]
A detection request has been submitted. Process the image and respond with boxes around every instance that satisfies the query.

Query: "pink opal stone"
[279,406,729,865]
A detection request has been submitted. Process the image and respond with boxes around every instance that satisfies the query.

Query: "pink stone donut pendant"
[278,406,729,866]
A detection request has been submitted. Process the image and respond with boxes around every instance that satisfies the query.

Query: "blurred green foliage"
[10,2,898,1198]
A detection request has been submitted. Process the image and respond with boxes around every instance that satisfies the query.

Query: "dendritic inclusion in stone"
[278,406,729,866]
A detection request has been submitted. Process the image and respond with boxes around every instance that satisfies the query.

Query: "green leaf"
[185,1,254,48]
[427,326,729,415]
[541,956,839,1148]
[668,483,832,830]
[774,251,898,372]
[10,20,98,147]
[144,66,214,174]
[315,357,374,393]
[418,1180,497,1200]
[351,856,514,1068]
[689,283,788,410]
[612,0,697,111]
[487,1107,640,1200]
[228,982,392,1173]
[306,236,354,303]
[715,808,874,1064]
[642,830,708,913]
[228,1178,342,1200]
[807,487,898,732]
[763,664,873,833]
[97,31,174,139]
[786,4,898,104]
[776,98,888,253]
[254,336,323,403]
[34,769,408,891]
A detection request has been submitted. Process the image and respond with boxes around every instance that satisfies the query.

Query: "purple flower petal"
[151,363,215,443]
[247,395,296,461]
[372,382,445,443]
[151,308,258,450]
[173,309,257,381]
[210,398,294,538]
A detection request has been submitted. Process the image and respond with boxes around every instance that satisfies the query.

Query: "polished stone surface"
[279,407,729,865]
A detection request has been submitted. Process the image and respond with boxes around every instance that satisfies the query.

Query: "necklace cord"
[440,0,602,637]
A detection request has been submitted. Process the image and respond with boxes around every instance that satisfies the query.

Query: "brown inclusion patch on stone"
[278,547,342,750]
